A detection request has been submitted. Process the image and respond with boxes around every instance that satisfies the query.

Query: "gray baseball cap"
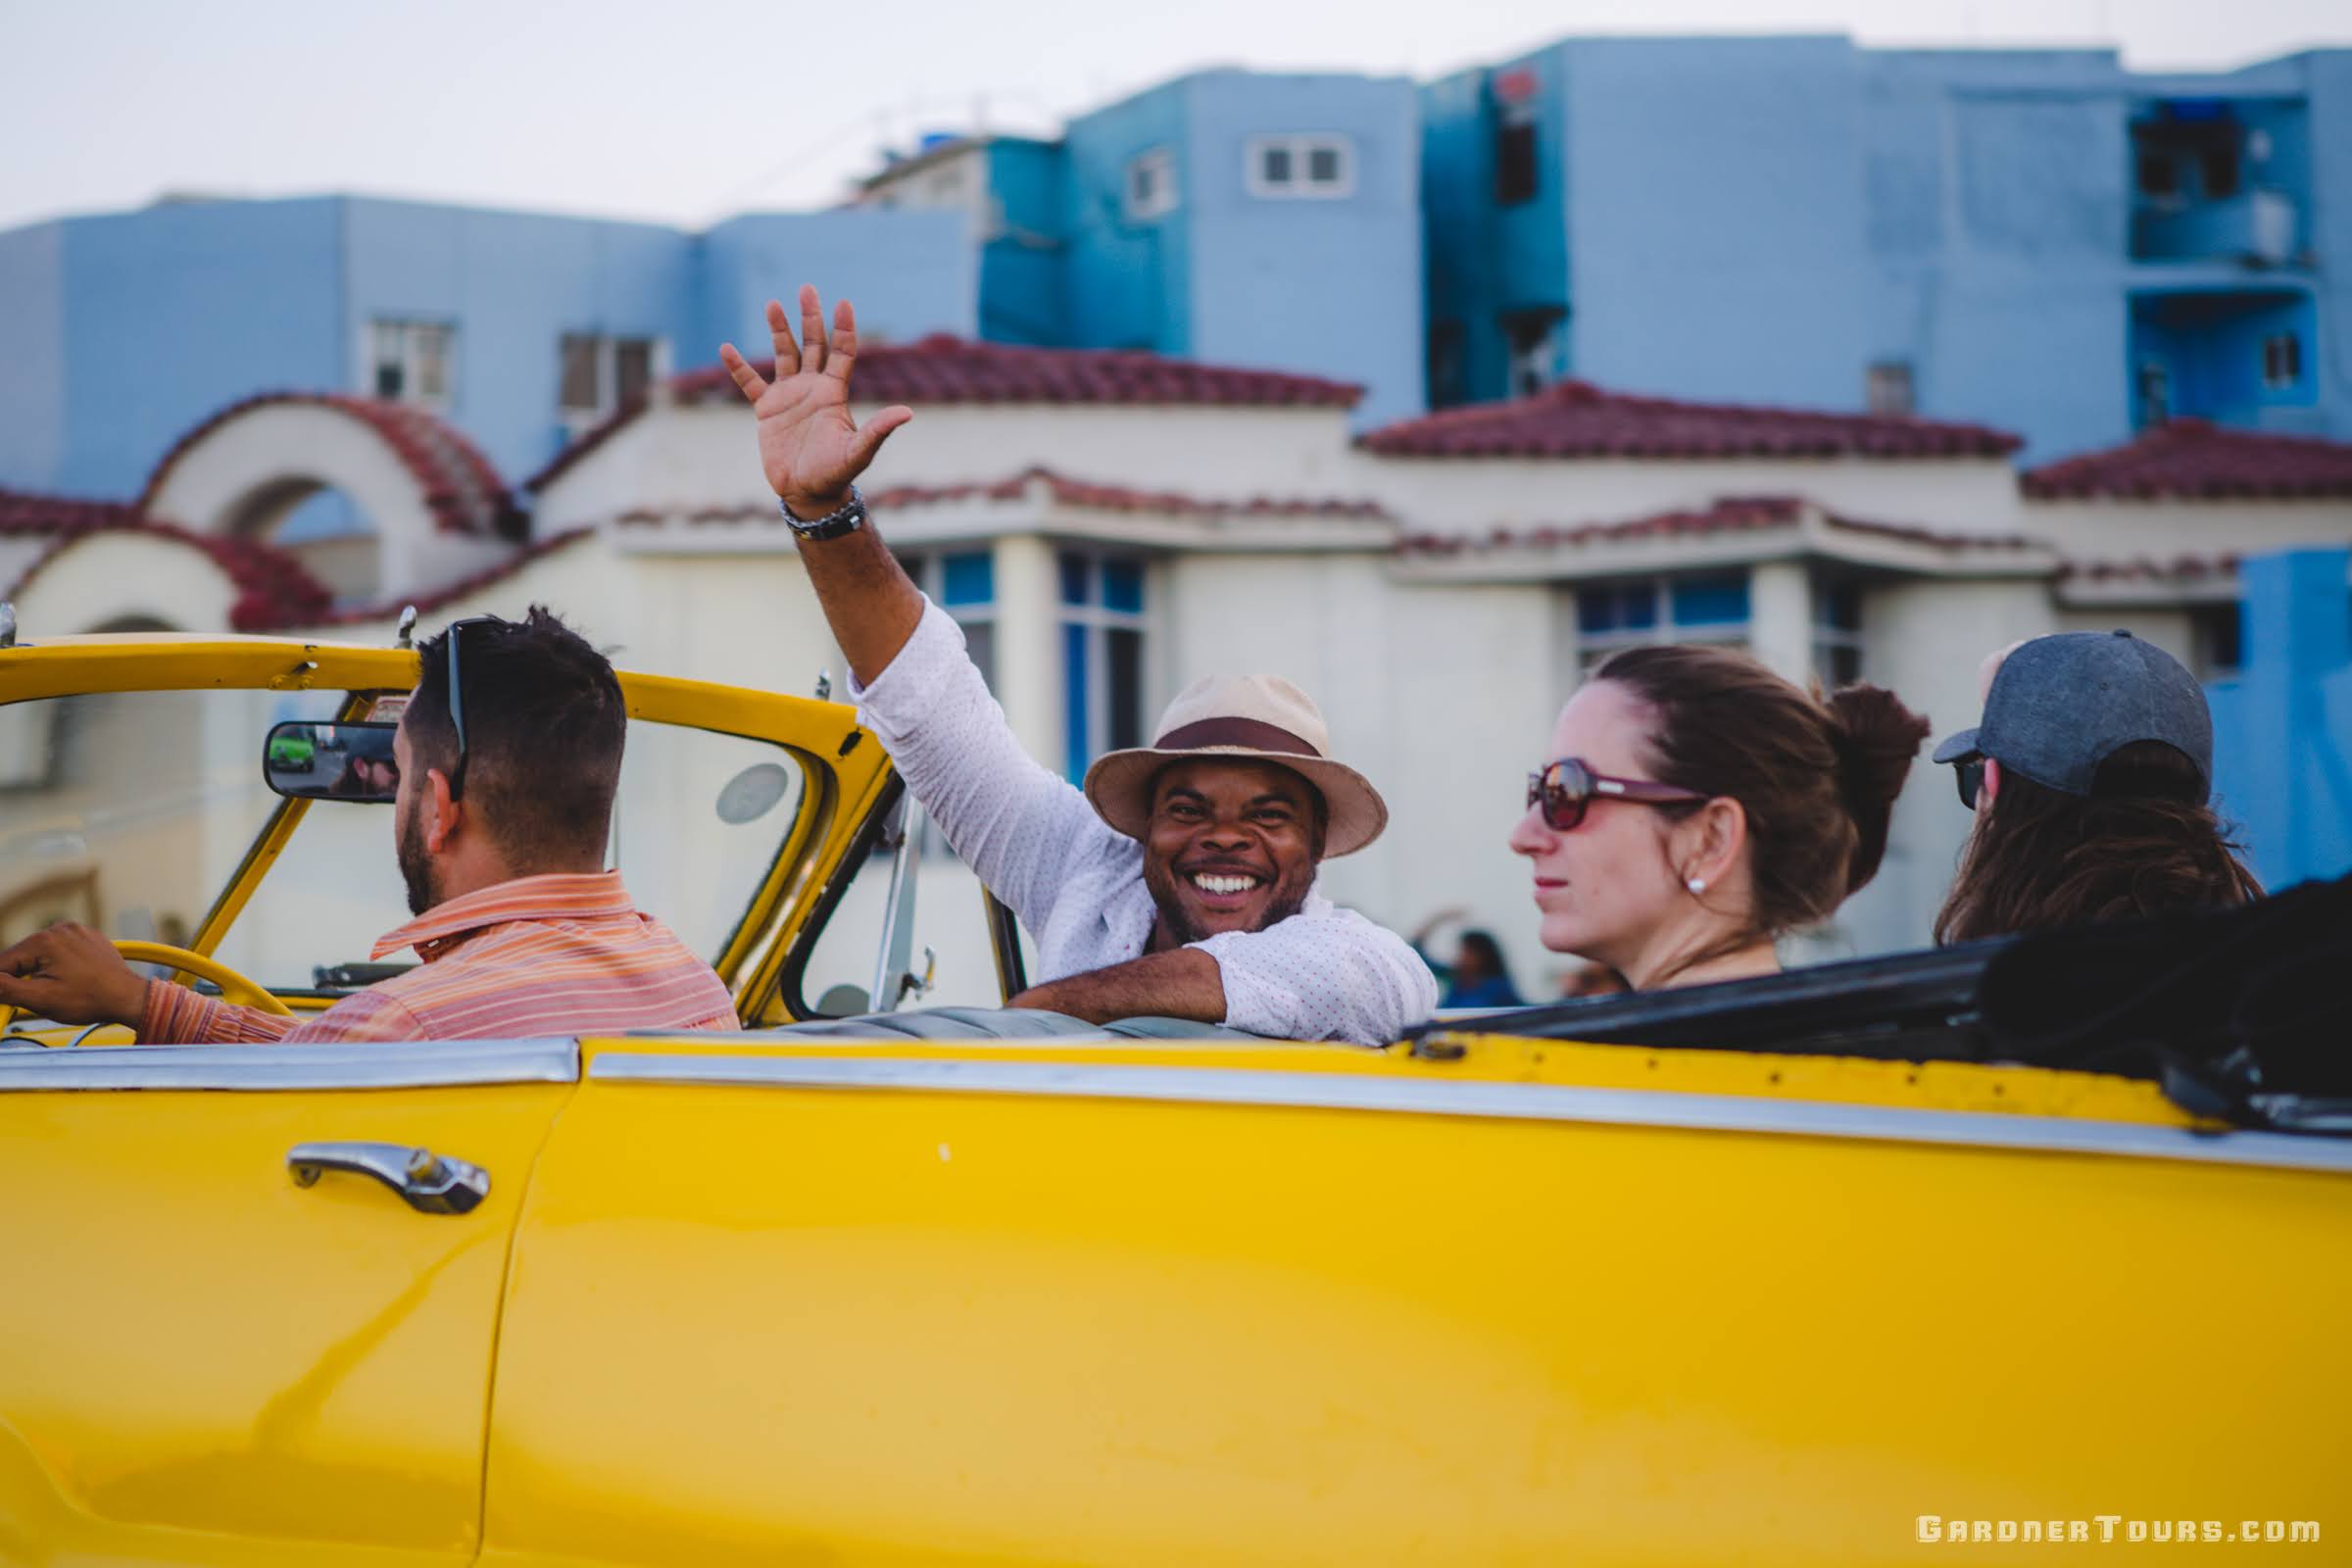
[1931,630,2213,799]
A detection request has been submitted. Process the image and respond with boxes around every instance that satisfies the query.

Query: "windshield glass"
[1,688,807,999]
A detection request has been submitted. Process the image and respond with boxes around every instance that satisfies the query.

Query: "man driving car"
[0,608,738,1042]
[716,286,1437,1045]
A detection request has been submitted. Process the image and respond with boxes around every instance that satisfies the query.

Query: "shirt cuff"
[140,979,230,1044]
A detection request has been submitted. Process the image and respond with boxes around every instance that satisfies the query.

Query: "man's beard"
[396,803,439,916]
[1143,860,1314,947]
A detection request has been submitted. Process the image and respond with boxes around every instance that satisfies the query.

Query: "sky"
[4,0,2348,234]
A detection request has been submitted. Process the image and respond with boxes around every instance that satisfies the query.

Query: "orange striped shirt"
[140,872,738,1044]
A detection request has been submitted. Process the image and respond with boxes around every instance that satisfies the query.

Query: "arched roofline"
[137,392,525,541]
[3,504,333,632]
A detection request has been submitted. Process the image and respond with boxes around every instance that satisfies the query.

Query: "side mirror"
[265,720,402,804]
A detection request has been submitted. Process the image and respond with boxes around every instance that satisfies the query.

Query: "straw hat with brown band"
[1081,673,1389,858]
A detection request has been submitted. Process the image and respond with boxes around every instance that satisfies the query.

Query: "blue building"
[3,43,2346,513]
[0,196,974,506]
[1420,37,2351,461]
[858,70,1426,428]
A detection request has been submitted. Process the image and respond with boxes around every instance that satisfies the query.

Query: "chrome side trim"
[588,1054,2352,1176]
[0,1038,579,1092]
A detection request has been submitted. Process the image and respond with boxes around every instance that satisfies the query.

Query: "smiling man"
[718,286,1435,1044]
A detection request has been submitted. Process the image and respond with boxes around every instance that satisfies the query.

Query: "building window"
[1058,551,1149,781]
[1244,134,1355,198]
[2137,360,2171,425]
[2200,144,2241,200]
[1124,148,1177,221]
[898,549,998,690]
[559,334,662,422]
[2192,604,2243,680]
[1495,112,1539,206]
[1866,361,1915,417]
[369,319,455,408]
[1575,572,1751,672]
[2135,152,2180,200]
[1427,319,1467,409]
[1813,576,1865,686]
[1503,311,1563,399]
[2262,332,2302,390]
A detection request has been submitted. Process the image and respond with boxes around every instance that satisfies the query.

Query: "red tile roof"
[611,466,1392,527]
[1,487,334,630]
[1360,381,2022,461]
[137,393,525,539]
[2023,419,2352,500]
[529,338,1366,494]
[1396,495,2042,558]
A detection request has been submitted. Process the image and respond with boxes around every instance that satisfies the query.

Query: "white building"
[8,344,2351,1004]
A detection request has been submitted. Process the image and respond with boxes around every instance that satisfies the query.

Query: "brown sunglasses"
[1525,758,1709,831]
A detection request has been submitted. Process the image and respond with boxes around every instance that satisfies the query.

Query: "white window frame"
[1573,573,1752,676]
[1057,550,1152,781]
[1243,134,1356,199]
[1811,573,1866,686]
[559,334,668,432]
[1124,147,1178,221]
[366,318,457,411]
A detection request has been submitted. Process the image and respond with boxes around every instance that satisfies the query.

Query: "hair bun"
[1824,684,1932,892]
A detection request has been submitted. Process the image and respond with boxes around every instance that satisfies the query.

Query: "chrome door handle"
[287,1141,490,1214]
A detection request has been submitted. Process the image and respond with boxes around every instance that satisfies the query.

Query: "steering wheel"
[115,941,294,1016]
[0,939,293,1038]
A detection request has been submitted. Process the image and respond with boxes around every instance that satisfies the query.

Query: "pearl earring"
[1687,877,1707,894]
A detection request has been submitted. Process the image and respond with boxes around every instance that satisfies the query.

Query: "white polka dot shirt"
[851,599,1438,1046]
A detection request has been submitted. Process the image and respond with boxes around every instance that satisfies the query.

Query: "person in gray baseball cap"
[1932,630,2261,944]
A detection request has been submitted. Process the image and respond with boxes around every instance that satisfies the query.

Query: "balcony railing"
[2132,188,2301,267]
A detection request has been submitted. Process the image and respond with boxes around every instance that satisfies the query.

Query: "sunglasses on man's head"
[1524,758,1710,831]
[440,615,502,803]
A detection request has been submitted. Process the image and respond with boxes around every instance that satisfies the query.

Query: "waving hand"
[718,284,913,518]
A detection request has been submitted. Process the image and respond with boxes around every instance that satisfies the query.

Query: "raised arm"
[718,285,918,685]
[721,288,1119,932]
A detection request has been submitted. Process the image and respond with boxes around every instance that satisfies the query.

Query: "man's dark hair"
[406,606,625,868]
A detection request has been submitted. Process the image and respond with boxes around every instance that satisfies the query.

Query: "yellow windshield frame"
[0,633,896,1022]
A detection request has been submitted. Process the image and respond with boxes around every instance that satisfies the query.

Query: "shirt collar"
[371,870,639,962]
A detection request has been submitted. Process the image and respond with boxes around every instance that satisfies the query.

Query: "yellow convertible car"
[2,619,2346,1566]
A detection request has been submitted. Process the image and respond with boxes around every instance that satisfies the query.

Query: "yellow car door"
[0,1038,574,1566]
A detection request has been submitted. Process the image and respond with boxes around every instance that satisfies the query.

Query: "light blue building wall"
[696,208,977,368]
[1174,72,1424,428]
[340,199,695,483]
[1421,37,2350,461]
[0,220,69,492]
[976,139,1070,346]
[2209,549,2352,891]
[1564,37,1871,412]
[0,197,977,505]
[1057,78,1197,358]
[928,70,1423,423]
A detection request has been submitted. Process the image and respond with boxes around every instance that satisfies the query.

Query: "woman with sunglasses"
[1931,631,2261,943]
[1509,645,1930,991]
